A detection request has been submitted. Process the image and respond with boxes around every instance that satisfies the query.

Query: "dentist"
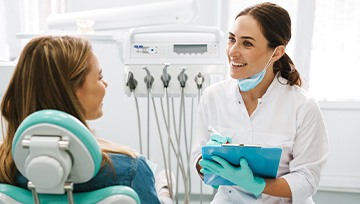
[191,2,329,203]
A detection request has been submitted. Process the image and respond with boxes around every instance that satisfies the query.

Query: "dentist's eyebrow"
[229,32,256,41]
[242,36,256,41]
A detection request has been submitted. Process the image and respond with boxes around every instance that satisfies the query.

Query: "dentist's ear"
[273,45,286,61]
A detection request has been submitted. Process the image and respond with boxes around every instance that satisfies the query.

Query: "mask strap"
[263,48,278,71]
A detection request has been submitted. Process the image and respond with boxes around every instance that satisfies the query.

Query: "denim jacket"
[16,153,161,204]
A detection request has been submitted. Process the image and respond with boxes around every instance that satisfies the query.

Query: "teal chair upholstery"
[0,110,140,204]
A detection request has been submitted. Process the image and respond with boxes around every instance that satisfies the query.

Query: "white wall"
[313,102,360,203]
[1,0,21,60]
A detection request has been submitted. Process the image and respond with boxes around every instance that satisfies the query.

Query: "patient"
[0,36,172,204]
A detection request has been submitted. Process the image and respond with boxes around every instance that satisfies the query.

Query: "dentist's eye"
[228,36,236,43]
[243,41,253,47]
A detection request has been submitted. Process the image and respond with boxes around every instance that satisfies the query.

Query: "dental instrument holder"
[178,68,188,88]
[195,72,205,89]
[143,66,154,90]
[126,71,138,91]
[161,63,171,88]
[124,25,227,98]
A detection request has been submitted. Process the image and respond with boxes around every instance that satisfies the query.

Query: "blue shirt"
[16,153,161,204]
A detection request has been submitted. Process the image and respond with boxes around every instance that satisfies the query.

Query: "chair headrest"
[12,109,102,183]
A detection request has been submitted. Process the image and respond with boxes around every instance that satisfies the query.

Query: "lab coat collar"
[262,72,288,99]
[229,72,287,102]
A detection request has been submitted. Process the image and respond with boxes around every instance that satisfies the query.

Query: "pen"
[208,126,221,135]
[208,126,231,144]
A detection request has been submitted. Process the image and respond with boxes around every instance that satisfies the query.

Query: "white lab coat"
[191,75,329,204]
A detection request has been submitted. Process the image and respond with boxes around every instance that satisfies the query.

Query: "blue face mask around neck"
[237,69,266,91]
[237,48,277,92]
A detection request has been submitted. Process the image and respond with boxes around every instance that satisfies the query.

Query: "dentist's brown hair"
[237,2,301,86]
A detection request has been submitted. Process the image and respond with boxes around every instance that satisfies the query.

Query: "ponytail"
[273,53,301,86]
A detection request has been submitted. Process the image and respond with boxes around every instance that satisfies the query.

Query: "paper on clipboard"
[201,144,282,186]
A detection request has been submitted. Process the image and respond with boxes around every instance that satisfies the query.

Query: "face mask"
[237,48,277,92]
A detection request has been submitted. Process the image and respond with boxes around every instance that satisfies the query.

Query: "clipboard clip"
[221,143,261,148]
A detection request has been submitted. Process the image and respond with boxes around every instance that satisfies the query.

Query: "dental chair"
[0,109,140,204]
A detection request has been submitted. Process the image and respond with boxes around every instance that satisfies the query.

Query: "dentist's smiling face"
[76,51,108,120]
[227,15,275,80]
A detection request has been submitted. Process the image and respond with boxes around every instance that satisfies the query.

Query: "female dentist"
[191,2,329,204]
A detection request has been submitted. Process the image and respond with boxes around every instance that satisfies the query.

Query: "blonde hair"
[0,36,136,184]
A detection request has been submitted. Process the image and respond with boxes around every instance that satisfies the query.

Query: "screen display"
[173,44,207,54]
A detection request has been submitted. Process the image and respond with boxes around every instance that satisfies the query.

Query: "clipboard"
[201,144,282,186]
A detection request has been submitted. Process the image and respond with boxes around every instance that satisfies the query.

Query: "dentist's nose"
[227,43,241,58]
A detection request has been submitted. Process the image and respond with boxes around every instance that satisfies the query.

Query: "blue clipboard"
[201,144,282,186]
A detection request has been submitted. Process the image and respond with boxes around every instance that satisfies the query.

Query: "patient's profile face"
[76,51,108,120]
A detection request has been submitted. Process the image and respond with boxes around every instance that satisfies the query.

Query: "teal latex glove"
[199,156,266,196]
[203,133,231,189]
[206,133,232,146]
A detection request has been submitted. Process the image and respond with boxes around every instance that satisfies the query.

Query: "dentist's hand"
[199,156,266,196]
[201,132,231,189]
[206,133,232,146]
